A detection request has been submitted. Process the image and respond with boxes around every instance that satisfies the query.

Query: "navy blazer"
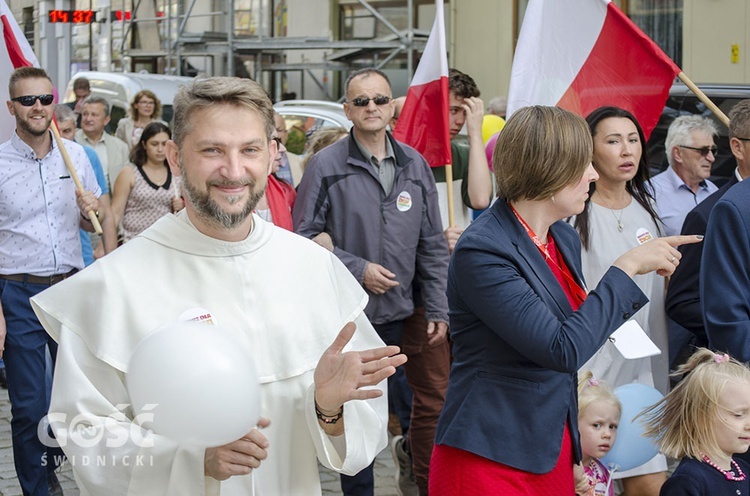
[666,175,738,339]
[435,201,648,473]
[702,178,750,361]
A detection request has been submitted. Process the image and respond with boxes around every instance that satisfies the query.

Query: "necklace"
[593,190,629,233]
[609,208,625,233]
[700,452,747,481]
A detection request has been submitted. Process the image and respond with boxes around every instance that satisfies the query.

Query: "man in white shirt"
[0,67,102,496]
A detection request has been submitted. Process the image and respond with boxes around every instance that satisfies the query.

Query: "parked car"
[62,71,194,132]
[273,100,351,154]
[274,100,351,130]
[646,83,750,185]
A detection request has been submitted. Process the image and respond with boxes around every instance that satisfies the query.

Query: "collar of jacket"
[346,129,413,170]
[490,200,586,318]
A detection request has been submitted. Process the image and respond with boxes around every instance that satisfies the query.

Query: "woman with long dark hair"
[570,106,668,495]
[112,121,183,243]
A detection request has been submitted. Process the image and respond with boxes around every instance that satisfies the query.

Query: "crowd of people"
[1,64,750,496]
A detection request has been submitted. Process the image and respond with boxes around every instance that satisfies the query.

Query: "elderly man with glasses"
[650,115,720,237]
[0,67,102,496]
[650,115,720,400]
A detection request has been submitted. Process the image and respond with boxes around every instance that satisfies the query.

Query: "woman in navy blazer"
[429,106,702,495]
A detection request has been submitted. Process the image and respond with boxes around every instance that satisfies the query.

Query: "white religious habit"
[31,211,388,496]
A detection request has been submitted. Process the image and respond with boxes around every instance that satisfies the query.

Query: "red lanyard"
[510,204,588,307]
[509,204,551,258]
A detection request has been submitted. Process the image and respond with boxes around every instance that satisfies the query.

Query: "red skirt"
[429,423,576,495]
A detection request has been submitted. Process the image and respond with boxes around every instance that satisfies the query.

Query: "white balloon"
[126,321,260,447]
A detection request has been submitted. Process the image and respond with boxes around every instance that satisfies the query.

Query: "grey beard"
[180,163,266,230]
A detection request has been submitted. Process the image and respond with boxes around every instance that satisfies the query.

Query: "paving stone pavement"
[319,445,400,496]
[0,386,399,495]
[0,387,78,496]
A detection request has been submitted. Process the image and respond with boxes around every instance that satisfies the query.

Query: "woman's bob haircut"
[494,105,593,203]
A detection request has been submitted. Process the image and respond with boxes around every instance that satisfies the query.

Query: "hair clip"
[587,378,599,387]
[714,353,730,364]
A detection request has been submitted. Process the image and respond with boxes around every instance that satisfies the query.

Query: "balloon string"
[605,463,618,495]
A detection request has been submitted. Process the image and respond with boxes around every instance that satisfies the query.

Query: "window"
[627,0,683,67]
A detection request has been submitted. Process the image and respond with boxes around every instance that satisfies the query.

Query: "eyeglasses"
[11,94,54,107]
[138,100,155,106]
[679,145,718,157]
[736,137,750,142]
[271,137,283,146]
[348,96,391,107]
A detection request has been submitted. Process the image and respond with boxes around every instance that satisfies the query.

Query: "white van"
[62,71,194,130]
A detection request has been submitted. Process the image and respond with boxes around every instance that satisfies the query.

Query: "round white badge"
[396,191,413,212]
[178,307,218,326]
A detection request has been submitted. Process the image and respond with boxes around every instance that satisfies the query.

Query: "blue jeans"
[340,320,412,496]
[1,279,65,495]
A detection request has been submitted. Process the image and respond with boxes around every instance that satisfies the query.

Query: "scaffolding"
[117,0,428,99]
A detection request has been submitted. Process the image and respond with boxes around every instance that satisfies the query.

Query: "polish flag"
[0,0,39,141]
[507,0,680,139]
[393,0,451,167]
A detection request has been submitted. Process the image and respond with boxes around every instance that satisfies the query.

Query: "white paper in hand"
[609,320,661,359]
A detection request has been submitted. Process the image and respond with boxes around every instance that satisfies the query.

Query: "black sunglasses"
[679,145,718,157]
[11,94,54,107]
[348,96,391,107]
[271,137,283,146]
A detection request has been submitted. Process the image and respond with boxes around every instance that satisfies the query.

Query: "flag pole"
[49,121,103,234]
[677,72,730,127]
[445,163,455,227]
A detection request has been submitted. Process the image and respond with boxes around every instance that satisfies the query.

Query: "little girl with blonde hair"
[578,370,621,496]
[639,348,750,495]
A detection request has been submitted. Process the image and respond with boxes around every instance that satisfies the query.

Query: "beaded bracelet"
[315,403,344,424]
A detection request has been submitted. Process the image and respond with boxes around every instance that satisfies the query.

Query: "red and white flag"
[0,0,39,142]
[507,0,680,139]
[393,0,451,167]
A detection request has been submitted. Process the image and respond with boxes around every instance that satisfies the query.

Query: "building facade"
[6,0,750,103]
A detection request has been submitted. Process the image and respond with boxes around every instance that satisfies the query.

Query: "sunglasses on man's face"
[11,94,54,107]
[348,96,391,107]
[679,145,718,157]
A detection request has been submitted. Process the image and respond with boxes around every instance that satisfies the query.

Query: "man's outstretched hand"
[314,322,407,421]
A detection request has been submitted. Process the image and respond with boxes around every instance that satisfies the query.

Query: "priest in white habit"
[30,76,403,496]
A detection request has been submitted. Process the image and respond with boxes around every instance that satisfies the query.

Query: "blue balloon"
[600,383,663,472]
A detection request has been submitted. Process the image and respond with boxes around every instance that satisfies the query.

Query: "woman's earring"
[551,195,556,204]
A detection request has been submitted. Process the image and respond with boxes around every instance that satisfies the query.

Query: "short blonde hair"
[301,127,349,170]
[578,370,621,419]
[639,348,750,459]
[494,106,592,202]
